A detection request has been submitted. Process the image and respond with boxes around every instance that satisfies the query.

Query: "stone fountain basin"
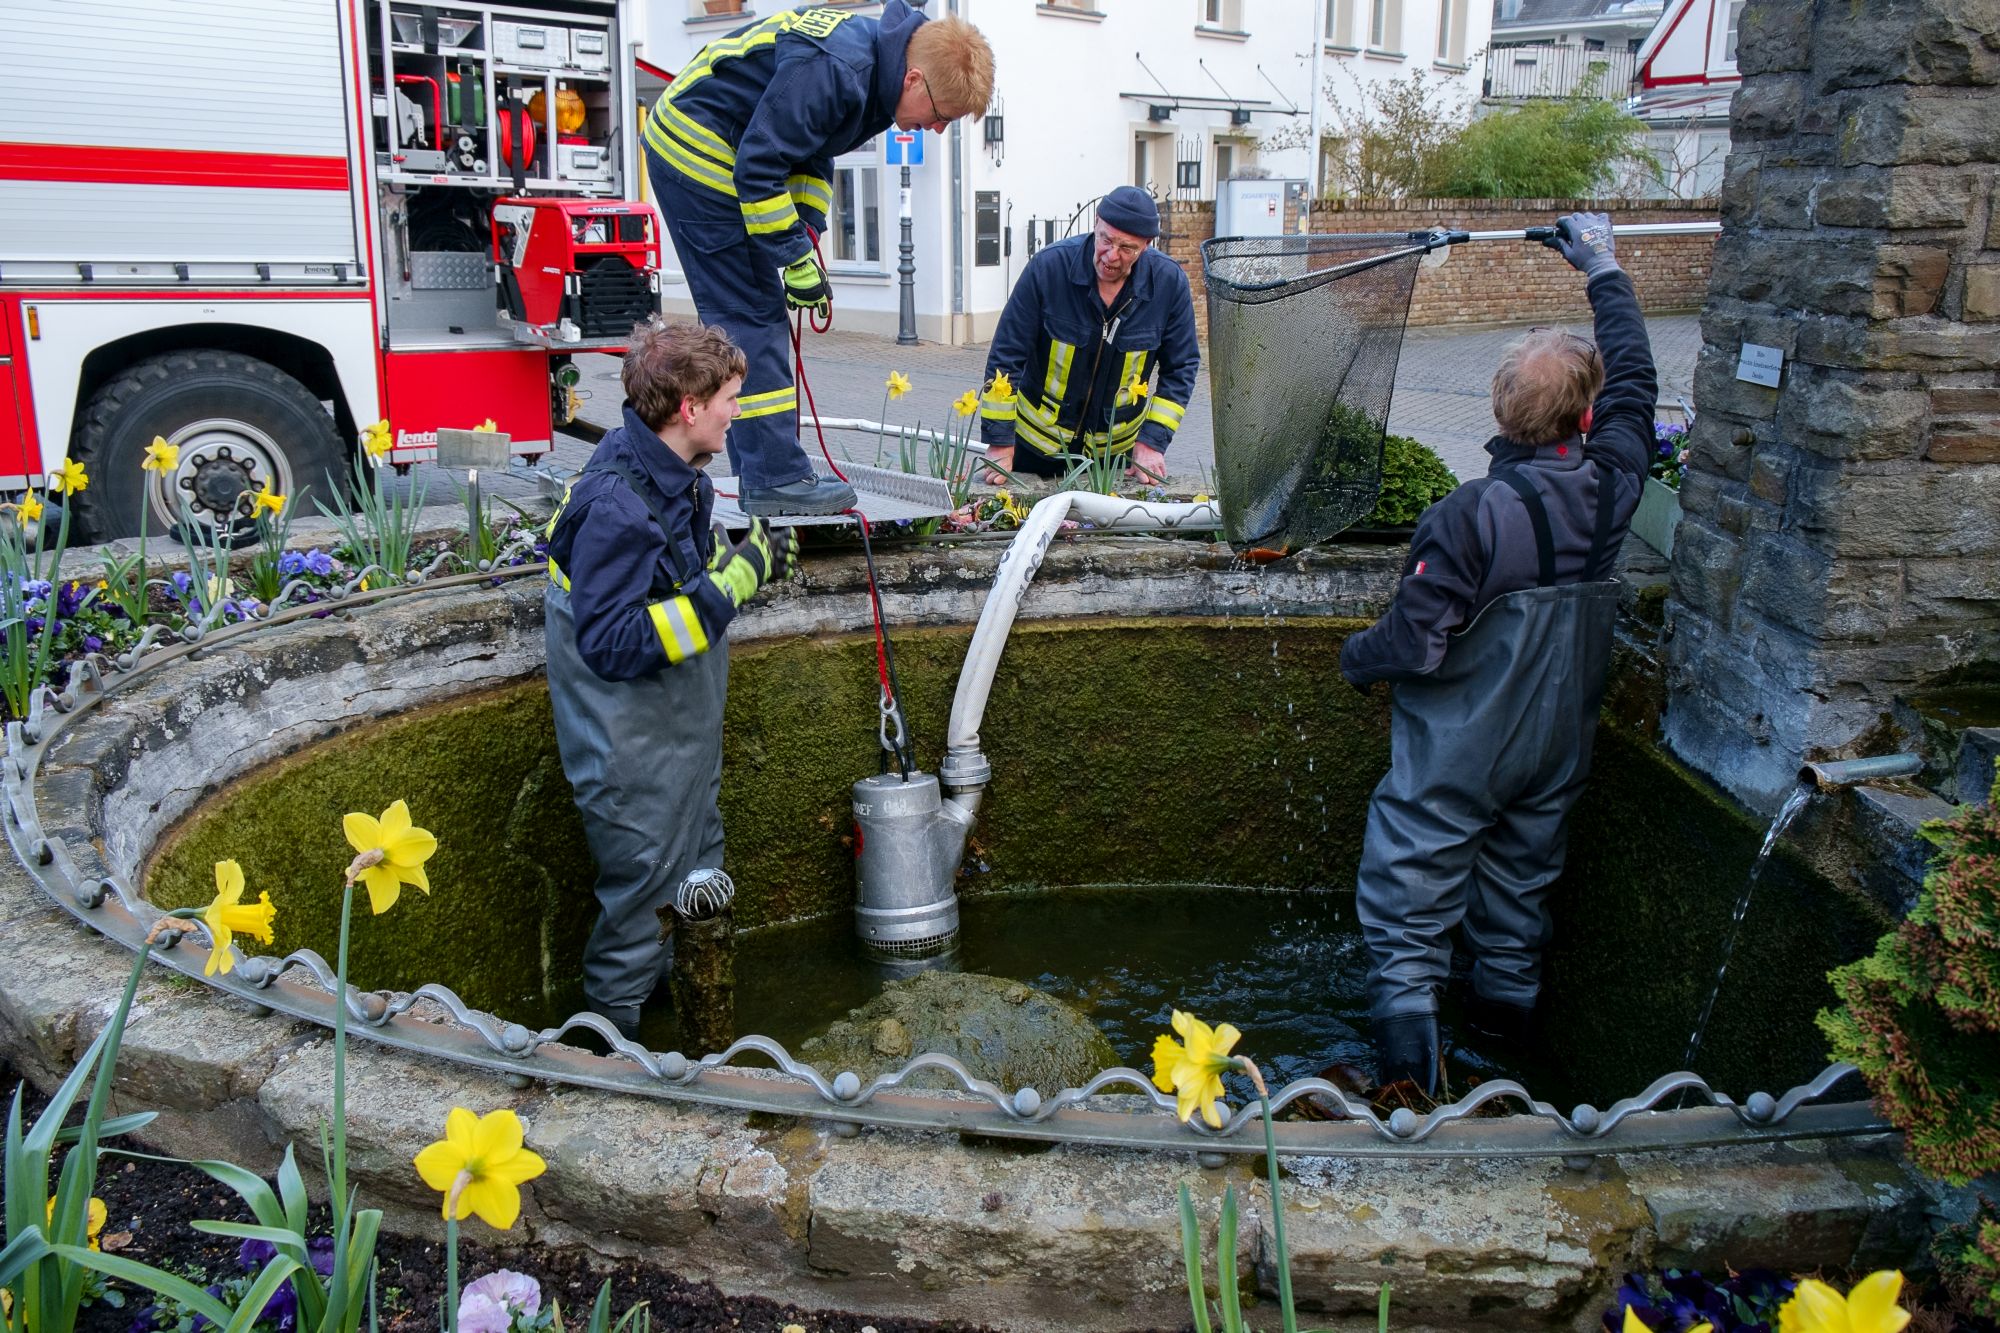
[0,538,1934,1333]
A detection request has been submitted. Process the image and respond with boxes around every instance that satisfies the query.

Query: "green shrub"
[1433,89,1651,198]
[1818,767,2000,1187]
[1363,435,1458,527]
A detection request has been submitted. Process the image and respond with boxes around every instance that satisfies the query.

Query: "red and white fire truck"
[0,0,664,539]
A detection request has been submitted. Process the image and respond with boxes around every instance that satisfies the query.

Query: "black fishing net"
[1202,232,1434,553]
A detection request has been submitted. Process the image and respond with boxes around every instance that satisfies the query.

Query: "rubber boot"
[1466,993,1538,1048]
[740,475,857,516]
[1373,1012,1444,1099]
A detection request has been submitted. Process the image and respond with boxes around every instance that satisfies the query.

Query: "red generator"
[493,198,663,345]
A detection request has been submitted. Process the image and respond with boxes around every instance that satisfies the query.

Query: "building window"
[1042,0,1095,9]
[1435,0,1466,62]
[830,142,881,268]
[1199,0,1242,29]
[1328,0,1354,43]
[1134,135,1151,189]
[688,0,744,15]
[1722,0,1744,63]
[1368,0,1400,52]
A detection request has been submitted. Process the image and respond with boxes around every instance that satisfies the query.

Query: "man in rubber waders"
[1339,213,1658,1096]
[544,320,800,1041]
[643,2,993,517]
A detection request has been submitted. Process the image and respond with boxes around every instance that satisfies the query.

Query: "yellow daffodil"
[17,491,43,525]
[142,437,181,474]
[988,370,1015,402]
[342,799,437,915]
[201,859,276,978]
[251,482,285,517]
[472,418,498,432]
[361,420,394,460]
[53,459,88,496]
[953,389,979,418]
[413,1107,546,1229]
[1150,1010,1242,1128]
[1776,1271,1909,1333]
[1125,373,1150,401]
[885,371,912,401]
[47,1196,108,1250]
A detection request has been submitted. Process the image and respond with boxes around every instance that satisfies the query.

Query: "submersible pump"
[850,751,986,958]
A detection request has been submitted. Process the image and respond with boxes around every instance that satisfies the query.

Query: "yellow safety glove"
[707,519,800,608]
[781,253,832,317]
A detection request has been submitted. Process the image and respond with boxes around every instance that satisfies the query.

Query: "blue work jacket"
[545,405,737,682]
[979,234,1201,457]
[643,2,924,270]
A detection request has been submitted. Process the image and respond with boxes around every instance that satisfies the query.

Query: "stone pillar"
[1663,0,2000,813]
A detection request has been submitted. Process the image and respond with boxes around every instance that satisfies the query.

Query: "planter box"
[1631,475,1681,558]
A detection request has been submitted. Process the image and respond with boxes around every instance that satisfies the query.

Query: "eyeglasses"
[917,70,943,125]
[1094,226,1147,260]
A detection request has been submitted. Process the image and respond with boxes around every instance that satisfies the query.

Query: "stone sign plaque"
[1736,342,1784,389]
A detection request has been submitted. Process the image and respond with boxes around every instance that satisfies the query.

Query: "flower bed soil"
[5,1067,1121,1333]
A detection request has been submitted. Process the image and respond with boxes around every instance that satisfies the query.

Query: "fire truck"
[0,0,664,540]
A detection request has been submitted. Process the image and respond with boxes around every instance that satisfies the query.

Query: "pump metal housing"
[851,771,978,956]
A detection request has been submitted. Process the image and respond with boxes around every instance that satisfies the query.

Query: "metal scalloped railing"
[0,538,1891,1158]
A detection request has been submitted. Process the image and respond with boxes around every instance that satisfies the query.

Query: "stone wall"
[1162,196,1718,336]
[1661,0,2000,813]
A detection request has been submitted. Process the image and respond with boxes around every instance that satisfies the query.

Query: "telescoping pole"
[1467,221,1723,243]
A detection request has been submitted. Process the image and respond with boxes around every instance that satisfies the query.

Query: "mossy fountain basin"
[0,536,1936,1332]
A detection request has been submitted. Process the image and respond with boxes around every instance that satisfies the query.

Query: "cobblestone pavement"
[436,312,1700,504]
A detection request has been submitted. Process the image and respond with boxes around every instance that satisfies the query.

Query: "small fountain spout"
[1800,753,1923,792]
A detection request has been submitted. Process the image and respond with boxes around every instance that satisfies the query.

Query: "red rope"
[786,232,890,700]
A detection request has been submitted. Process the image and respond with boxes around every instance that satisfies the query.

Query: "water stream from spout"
[1680,780,1816,1075]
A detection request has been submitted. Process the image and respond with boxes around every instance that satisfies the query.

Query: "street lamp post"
[897,164,918,345]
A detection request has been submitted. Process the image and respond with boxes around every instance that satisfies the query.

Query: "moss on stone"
[146,615,1888,1095]
[1546,721,1894,1100]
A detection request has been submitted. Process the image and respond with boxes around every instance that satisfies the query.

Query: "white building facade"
[634,0,1490,343]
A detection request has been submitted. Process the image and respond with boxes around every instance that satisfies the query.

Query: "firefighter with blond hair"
[1339,214,1658,1096]
[544,319,798,1041]
[644,3,994,517]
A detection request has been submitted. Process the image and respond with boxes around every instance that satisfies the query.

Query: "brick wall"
[1162,197,1719,336]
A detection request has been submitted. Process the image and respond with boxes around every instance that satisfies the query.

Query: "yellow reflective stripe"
[979,394,1018,422]
[1014,413,1066,455]
[546,556,570,591]
[666,16,788,98]
[647,595,710,664]
[741,192,801,236]
[1118,351,1146,396]
[787,174,833,217]
[645,119,738,196]
[657,100,735,167]
[1145,396,1187,430]
[737,386,797,419]
[1042,340,1075,404]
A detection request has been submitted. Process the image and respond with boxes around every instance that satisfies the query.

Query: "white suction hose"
[939,490,1219,795]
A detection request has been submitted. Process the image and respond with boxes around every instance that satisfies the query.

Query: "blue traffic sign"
[885,130,923,166]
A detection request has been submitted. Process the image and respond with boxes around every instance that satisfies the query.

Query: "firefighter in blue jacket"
[644,3,994,516]
[1338,214,1656,1096]
[545,320,798,1041]
[979,188,1200,485]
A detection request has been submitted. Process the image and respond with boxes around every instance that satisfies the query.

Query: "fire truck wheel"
[70,350,346,543]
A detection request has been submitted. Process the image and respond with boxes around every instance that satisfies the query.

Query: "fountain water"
[1680,780,1816,1074]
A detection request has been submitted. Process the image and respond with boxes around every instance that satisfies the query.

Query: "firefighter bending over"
[544,320,799,1041]
[1338,214,1657,1096]
[980,187,1200,485]
[644,2,994,517]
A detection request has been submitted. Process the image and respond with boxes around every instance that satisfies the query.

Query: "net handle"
[1218,227,1468,296]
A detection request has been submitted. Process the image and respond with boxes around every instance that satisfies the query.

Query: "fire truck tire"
[69,350,346,543]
